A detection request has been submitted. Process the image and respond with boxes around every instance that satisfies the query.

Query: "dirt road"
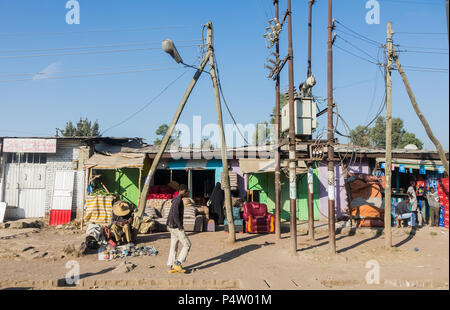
[0,219,448,290]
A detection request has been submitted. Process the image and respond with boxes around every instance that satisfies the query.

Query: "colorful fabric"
[84,195,115,224]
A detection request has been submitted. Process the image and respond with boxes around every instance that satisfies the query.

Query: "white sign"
[3,138,57,153]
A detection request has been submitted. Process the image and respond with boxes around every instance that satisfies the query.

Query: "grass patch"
[430,232,438,237]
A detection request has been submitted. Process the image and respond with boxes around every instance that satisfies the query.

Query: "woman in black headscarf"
[207,182,225,225]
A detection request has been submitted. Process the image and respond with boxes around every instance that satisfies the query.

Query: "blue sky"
[0,0,448,150]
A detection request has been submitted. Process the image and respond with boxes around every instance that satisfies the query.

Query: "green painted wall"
[248,168,319,221]
[100,168,141,206]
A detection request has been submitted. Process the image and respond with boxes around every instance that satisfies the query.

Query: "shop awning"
[84,153,145,169]
[239,159,275,174]
[376,157,444,171]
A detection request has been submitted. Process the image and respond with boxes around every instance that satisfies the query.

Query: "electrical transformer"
[281,96,317,137]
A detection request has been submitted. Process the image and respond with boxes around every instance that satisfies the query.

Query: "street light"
[162,39,183,64]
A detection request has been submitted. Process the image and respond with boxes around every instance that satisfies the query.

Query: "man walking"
[426,187,441,227]
[167,184,191,274]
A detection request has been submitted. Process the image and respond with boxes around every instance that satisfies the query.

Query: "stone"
[112,261,136,274]
[0,223,10,229]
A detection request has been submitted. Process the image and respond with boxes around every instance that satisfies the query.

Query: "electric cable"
[100,68,192,136]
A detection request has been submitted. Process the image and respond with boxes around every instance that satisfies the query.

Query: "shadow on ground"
[186,242,275,270]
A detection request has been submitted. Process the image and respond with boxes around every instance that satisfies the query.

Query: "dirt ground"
[0,219,448,290]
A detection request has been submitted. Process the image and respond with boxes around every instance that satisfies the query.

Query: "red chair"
[243,202,275,233]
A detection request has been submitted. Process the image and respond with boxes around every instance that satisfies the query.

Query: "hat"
[113,201,131,217]
[168,181,180,191]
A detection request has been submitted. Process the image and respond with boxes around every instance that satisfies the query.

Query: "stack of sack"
[145,198,205,232]
[346,173,385,227]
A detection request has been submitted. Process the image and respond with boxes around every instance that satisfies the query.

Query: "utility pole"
[327,0,336,255]
[307,0,315,241]
[287,0,297,255]
[133,23,236,243]
[385,22,394,249]
[207,22,235,243]
[391,47,449,175]
[307,0,315,78]
[274,0,282,240]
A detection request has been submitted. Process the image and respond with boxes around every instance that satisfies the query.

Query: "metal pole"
[391,49,449,175]
[307,0,315,241]
[133,51,211,231]
[307,0,315,78]
[307,163,315,240]
[385,22,393,249]
[327,0,336,255]
[206,21,236,243]
[274,0,282,240]
[287,0,297,254]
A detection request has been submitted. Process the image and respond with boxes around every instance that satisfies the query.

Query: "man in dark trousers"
[167,184,191,273]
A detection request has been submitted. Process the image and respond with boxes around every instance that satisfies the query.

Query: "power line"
[401,65,448,71]
[399,49,449,55]
[396,45,448,51]
[334,44,381,65]
[396,31,447,35]
[0,25,196,37]
[0,62,176,77]
[336,34,379,63]
[213,53,250,146]
[101,69,191,135]
[0,40,202,54]
[0,67,183,83]
[377,0,443,5]
[335,20,384,46]
[0,44,202,59]
[335,29,381,47]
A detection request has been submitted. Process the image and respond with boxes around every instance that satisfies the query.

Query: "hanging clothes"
[208,182,225,225]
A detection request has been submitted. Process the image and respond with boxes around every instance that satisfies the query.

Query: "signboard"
[3,138,57,153]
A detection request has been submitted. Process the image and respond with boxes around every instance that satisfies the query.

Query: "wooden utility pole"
[327,0,336,255]
[274,0,282,240]
[287,0,297,254]
[385,22,394,249]
[307,163,315,240]
[133,22,236,242]
[207,22,236,243]
[307,0,315,240]
[391,49,449,175]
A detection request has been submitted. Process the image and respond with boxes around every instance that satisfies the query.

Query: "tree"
[153,123,180,146]
[350,116,424,149]
[60,118,100,137]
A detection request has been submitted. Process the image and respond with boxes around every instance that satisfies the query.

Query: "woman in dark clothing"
[208,182,225,225]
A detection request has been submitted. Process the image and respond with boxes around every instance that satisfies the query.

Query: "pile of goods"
[98,243,158,261]
[438,178,449,228]
[345,173,384,228]
[147,182,179,200]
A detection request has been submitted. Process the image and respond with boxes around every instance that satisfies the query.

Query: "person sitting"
[395,196,416,228]
[110,201,134,246]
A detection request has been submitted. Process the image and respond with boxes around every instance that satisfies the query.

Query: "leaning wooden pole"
[133,52,211,231]
[207,22,236,243]
[391,49,449,175]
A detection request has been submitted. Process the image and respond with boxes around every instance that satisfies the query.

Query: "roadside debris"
[112,261,136,274]
[98,244,158,261]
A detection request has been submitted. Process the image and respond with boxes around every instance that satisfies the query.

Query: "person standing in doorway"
[408,180,422,226]
[207,182,225,225]
[426,187,441,227]
[167,184,191,274]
